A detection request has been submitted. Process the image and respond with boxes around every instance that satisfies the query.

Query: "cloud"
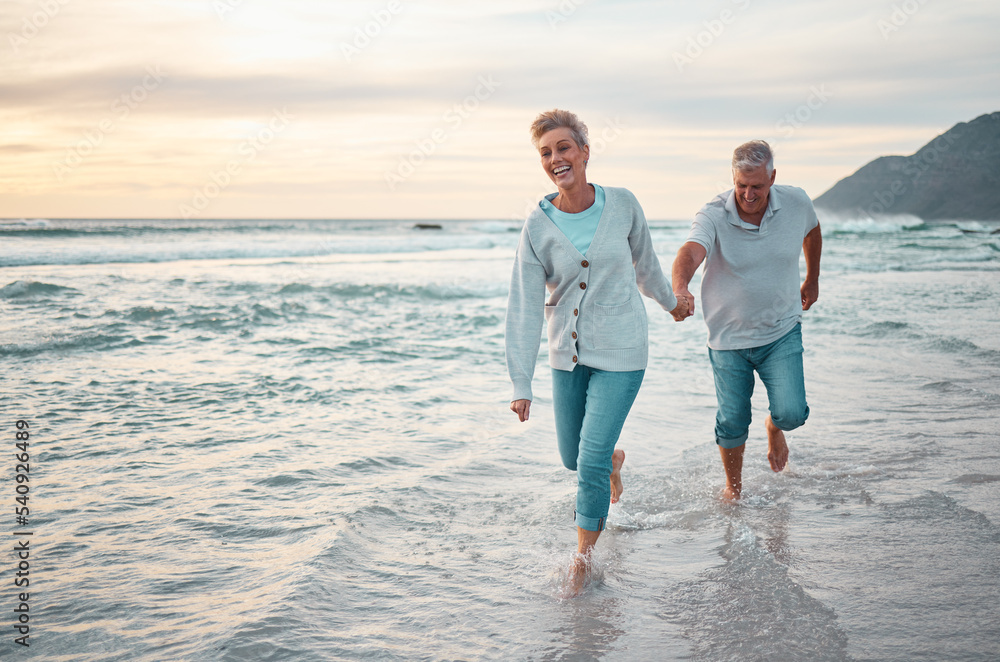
[1,0,998,219]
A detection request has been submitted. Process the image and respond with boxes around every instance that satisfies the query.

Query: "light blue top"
[539,184,605,256]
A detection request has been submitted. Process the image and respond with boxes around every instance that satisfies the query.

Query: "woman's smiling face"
[537,127,589,191]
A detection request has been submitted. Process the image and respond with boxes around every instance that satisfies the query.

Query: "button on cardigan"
[505,186,678,402]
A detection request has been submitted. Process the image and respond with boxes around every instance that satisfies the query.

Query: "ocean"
[1,213,998,661]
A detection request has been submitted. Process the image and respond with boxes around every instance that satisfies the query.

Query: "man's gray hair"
[530,109,590,149]
[732,140,774,174]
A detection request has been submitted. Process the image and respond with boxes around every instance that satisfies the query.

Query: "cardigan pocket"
[544,302,576,350]
[592,297,640,349]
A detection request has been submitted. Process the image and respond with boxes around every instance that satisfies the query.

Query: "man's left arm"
[801,222,822,310]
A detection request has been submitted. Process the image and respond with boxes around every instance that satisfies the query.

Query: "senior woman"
[506,109,690,592]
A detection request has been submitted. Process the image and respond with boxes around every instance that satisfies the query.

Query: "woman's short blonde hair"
[530,109,589,149]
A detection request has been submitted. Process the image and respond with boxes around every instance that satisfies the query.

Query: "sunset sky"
[3,0,998,221]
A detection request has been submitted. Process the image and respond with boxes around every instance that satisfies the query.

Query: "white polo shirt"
[686,185,819,350]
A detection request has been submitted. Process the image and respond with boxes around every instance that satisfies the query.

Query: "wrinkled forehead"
[537,127,578,150]
[733,165,772,186]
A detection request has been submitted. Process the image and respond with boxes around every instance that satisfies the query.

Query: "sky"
[2,0,998,221]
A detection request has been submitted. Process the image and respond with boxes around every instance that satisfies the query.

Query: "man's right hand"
[510,399,531,422]
[671,289,695,321]
[671,243,707,321]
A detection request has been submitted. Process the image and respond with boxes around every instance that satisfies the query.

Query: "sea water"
[1,214,998,661]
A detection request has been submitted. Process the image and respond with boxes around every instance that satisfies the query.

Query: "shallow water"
[1,215,998,660]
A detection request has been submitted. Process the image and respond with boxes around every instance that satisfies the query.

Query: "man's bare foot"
[610,449,625,504]
[766,415,789,472]
[719,444,744,501]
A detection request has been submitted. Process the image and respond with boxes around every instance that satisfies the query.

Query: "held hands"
[510,399,531,422]
[512,293,698,422]
[670,290,695,322]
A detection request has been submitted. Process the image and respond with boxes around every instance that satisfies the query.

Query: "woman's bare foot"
[610,449,625,504]
[562,527,601,597]
[565,552,590,597]
[765,416,789,472]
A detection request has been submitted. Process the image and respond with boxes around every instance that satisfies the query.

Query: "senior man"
[672,140,822,500]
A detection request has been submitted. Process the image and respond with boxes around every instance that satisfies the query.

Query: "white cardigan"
[504,186,678,402]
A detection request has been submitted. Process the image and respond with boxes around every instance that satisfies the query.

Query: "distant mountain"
[813,112,1000,221]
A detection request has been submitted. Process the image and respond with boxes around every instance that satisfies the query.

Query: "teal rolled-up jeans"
[708,323,810,450]
[551,365,644,532]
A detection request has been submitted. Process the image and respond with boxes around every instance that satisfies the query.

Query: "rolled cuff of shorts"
[574,510,606,532]
[772,404,810,432]
[716,431,749,449]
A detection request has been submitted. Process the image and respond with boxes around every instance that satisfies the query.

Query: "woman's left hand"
[510,399,531,422]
